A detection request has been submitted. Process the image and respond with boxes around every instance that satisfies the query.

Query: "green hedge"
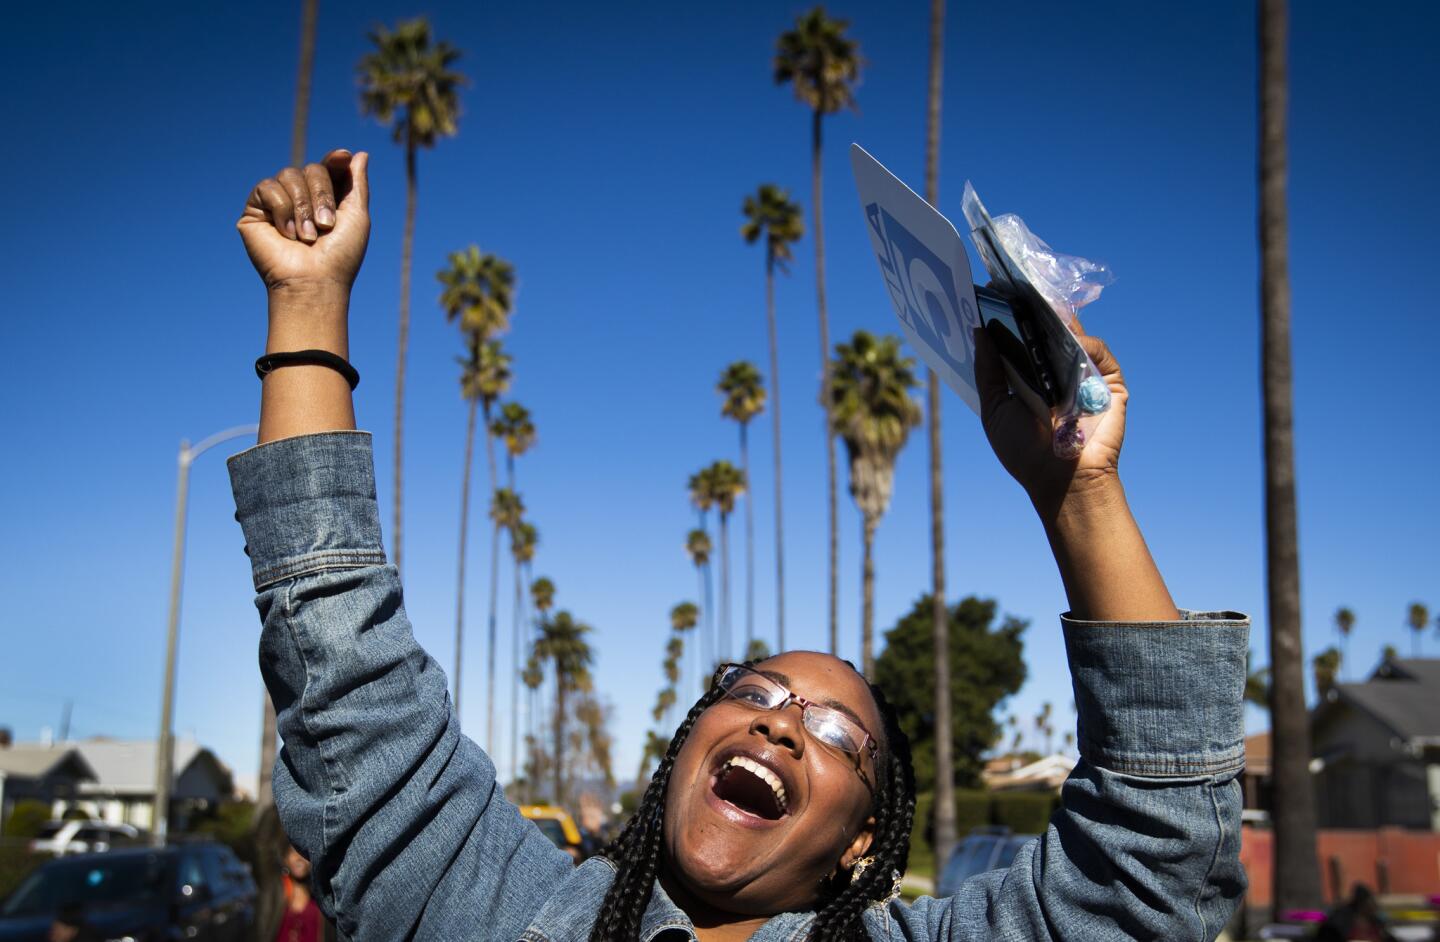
[3,800,50,839]
[0,841,42,901]
[910,789,1062,876]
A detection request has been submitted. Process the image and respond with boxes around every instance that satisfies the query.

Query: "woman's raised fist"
[237,149,370,297]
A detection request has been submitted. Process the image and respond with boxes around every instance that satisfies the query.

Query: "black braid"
[810,681,915,941]
[588,668,915,942]
[589,682,727,941]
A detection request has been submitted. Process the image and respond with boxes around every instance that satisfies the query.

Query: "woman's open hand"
[975,324,1127,517]
[237,149,370,298]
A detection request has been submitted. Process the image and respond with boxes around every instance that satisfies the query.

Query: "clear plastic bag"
[961,182,1115,457]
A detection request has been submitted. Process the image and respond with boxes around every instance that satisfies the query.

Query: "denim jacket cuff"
[227,431,387,590]
[1063,609,1250,778]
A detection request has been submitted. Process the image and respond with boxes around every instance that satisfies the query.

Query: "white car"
[28,819,141,856]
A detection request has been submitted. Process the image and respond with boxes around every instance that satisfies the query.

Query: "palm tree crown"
[531,576,556,615]
[685,529,712,567]
[774,7,863,115]
[671,602,700,633]
[492,402,536,464]
[741,185,805,268]
[700,461,747,516]
[461,339,512,409]
[490,487,525,532]
[511,521,538,565]
[829,331,922,517]
[439,246,515,337]
[718,362,766,425]
[359,18,465,146]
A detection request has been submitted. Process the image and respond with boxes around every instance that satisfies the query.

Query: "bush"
[3,800,51,839]
[990,792,1058,835]
[188,801,255,855]
[953,789,991,837]
[0,841,42,900]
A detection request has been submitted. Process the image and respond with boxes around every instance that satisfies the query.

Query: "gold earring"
[849,856,875,885]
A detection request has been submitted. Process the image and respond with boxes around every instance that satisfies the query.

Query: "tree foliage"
[873,595,1026,788]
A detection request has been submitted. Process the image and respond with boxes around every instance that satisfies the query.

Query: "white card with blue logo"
[849,144,983,414]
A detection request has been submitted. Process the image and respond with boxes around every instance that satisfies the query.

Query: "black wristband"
[255,350,360,390]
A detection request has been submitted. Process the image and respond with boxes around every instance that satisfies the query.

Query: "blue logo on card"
[865,202,976,376]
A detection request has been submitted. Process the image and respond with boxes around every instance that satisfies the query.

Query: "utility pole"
[152,425,257,845]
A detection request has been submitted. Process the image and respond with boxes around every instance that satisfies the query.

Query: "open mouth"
[710,755,789,821]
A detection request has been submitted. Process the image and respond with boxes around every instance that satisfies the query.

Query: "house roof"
[0,746,97,781]
[1321,658,1440,745]
[983,753,1077,791]
[70,739,220,795]
[1376,658,1440,688]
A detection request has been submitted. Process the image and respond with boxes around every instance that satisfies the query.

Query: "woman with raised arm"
[232,150,1247,941]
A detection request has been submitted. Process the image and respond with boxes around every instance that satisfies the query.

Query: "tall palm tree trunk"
[554,680,566,808]
[510,566,521,783]
[741,423,755,650]
[696,563,708,689]
[1260,0,1321,914]
[765,255,787,651]
[811,109,839,657]
[484,407,500,754]
[925,0,956,872]
[508,458,520,786]
[719,515,732,663]
[259,0,319,813]
[454,398,478,718]
[860,514,877,679]
[394,136,417,578]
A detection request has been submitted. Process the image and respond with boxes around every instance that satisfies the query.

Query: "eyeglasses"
[713,663,879,763]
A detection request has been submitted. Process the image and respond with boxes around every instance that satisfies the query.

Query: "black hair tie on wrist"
[255,350,360,390]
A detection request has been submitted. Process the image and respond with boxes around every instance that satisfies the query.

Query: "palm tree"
[259,0,321,816]
[743,638,772,662]
[698,462,747,664]
[1034,702,1054,755]
[636,730,671,790]
[1312,647,1342,700]
[491,401,535,784]
[1259,0,1321,911]
[828,331,921,678]
[534,610,593,807]
[688,473,718,672]
[921,0,954,873]
[508,520,538,783]
[718,362,766,652]
[520,655,544,802]
[449,337,484,721]
[775,6,862,658]
[528,574,556,798]
[359,18,464,577]
[441,249,515,726]
[670,602,699,705]
[742,184,804,651]
[464,340,512,746]
[492,402,536,489]
[685,529,713,693]
[1406,602,1429,656]
[1333,607,1355,680]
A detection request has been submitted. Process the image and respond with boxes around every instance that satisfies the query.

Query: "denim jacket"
[229,432,1249,941]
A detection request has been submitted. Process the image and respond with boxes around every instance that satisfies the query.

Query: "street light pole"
[152,424,257,845]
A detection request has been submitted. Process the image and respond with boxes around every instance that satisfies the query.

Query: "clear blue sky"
[3,0,1437,796]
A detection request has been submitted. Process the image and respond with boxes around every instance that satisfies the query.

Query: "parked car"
[28,820,141,857]
[0,843,255,942]
[935,826,1037,897]
[518,805,586,861]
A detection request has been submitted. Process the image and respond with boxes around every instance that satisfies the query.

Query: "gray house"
[1311,658,1440,831]
[0,746,97,834]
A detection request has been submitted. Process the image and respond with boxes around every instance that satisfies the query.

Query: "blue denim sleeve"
[874,611,1249,942]
[228,431,572,942]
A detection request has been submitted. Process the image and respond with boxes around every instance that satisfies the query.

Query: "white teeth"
[724,755,788,811]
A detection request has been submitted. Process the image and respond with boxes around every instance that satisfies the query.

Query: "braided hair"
[588,664,915,942]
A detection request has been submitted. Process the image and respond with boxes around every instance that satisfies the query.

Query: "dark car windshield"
[531,818,569,847]
[2,854,167,917]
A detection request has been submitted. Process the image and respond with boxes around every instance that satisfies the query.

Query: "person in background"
[47,903,99,942]
[1316,884,1397,942]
